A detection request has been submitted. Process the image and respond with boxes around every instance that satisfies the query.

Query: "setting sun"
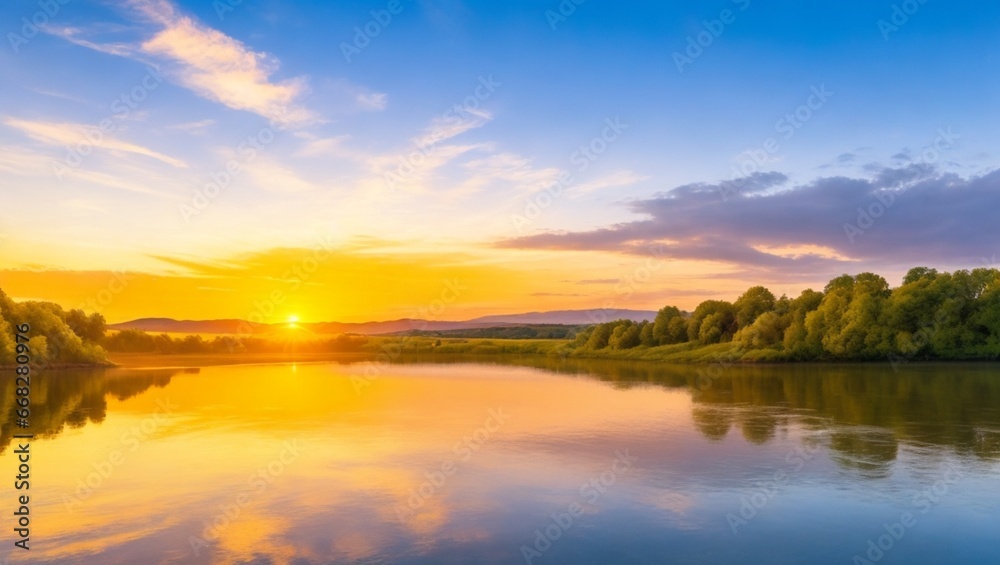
[288,315,299,327]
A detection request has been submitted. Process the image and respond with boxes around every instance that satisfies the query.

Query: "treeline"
[103,329,370,354]
[0,289,108,366]
[571,267,1000,361]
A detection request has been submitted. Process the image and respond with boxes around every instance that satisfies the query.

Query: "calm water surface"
[2,358,999,564]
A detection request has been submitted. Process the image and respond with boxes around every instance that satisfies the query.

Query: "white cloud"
[4,117,187,168]
[42,26,135,57]
[414,108,492,148]
[167,118,216,134]
[294,134,355,158]
[45,0,317,126]
[462,153,563,195]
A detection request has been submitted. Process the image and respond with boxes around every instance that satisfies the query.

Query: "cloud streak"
[3,117,186,168]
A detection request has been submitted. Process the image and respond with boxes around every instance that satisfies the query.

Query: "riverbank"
[0,361,116,370]
[99,334,1000,369]
[358,335,1000,363]
[108,351,371,368]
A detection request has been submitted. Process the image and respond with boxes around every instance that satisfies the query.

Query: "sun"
[287,315,299,328]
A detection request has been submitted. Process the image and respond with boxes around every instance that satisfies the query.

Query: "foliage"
[564,267,1000,361]
[102,329,370,355]
[0,289,108,366]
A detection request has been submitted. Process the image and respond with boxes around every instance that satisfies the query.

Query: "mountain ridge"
[108,309,657,335]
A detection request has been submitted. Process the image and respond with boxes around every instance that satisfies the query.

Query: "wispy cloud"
[45,0,317,126]
[414,108,492,148]
[166,118,216,134]
[294,134,351,158]
[3,117,186,168]
[461,153,562,196]
[43,25,135,57]
[32,88,90,104]
[355,91,388,111]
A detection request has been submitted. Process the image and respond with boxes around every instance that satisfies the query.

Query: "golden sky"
[2,0,980,323]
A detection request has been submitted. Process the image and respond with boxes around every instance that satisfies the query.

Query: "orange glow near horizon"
[0,245,821,323]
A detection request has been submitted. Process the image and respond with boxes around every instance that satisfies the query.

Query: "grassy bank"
[105,333,1000,369]
[359,335,755,363]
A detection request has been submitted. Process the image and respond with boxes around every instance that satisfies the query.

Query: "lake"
[2,357,999,564]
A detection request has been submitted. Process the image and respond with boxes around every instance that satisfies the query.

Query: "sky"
[0,0,999,323]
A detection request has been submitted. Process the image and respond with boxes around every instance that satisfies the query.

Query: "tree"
[687,300,736,343]
[666,316,688,343]
[65,309,107,342]
[609,322,641,350]
[736,311,785,350]
[639,321,655,347]
[0,315,14,365]
[783,289,823,356]
[652,306,683,345]
[808,273,890,358]
[734,286,776,329]
[902,267,938,286]
[584,323,614,350]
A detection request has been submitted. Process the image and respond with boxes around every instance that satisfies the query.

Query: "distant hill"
[470,309,656,325]
[106,318,270,334]
[108,308,657,336]
[388,324,587,339]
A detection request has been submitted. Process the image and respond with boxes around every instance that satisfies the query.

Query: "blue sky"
[1,0,999,320]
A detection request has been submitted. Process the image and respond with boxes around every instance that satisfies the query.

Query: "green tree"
[687,300,736,343]
[638,321,655,347]
[609,322,641,350]
[734,286,776,329]
[902,266,939,285]
[584,323,614,350]
[666,316,688,343]
[736,311,785,349]
[652,306,683,344]
[65,310,107,343]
